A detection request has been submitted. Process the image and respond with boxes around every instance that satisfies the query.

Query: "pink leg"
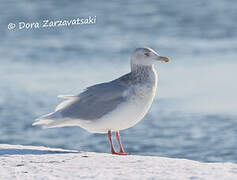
[108,130,117,154]
[107,130,130,155]
[115,131,130,155]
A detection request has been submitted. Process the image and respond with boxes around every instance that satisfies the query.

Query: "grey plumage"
[56,78,130,120]
[35,65,156,123]
[33,47,169,132]
[58,65,156,120]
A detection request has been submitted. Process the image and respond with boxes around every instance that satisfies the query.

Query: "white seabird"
[33,47,169,155]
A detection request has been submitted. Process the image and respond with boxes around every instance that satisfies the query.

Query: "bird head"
[131,47,169,66]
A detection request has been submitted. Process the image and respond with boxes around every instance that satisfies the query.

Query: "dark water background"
[0,0,237,162]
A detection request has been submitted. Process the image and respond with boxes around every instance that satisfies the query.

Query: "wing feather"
[58,80,129,120]
[57,95,79,99]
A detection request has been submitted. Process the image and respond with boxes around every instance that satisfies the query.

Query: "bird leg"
[107,130,130,155]
[115,131,130,155]
[108,130,117,154]
[115,131,125,153]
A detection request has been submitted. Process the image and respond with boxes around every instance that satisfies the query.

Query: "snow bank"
[0,144,236,180]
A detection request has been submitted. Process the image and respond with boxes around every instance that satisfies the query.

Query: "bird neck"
[131,63,154,73]
[130,64,157,84]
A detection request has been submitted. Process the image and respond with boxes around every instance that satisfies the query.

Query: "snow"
[0,144,237,180]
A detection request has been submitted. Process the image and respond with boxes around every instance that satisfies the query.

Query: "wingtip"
[57,95,78,99]
[32,118,43,126]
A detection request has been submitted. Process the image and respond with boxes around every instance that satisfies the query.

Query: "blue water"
[0,0,237,162]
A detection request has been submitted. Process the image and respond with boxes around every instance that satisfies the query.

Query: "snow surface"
[0,144,237,180]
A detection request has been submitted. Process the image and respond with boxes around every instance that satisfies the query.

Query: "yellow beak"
[157,56,169,62]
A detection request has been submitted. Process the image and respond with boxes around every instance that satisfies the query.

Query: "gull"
[33,47,169,155]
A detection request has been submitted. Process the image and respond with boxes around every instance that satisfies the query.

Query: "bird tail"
[33,95,78,129]
[33,111,82,129]
[32,112,60,129]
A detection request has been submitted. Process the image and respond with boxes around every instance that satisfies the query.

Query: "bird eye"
[144,52,149,56]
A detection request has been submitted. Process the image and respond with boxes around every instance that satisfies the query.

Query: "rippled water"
[0,0,237,162]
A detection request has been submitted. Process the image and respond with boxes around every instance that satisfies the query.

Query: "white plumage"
[33,47,169,155]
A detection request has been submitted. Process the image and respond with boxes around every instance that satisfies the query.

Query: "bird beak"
[156,56,169,62]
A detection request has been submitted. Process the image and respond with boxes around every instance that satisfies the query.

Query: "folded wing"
[59,80,129,120]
